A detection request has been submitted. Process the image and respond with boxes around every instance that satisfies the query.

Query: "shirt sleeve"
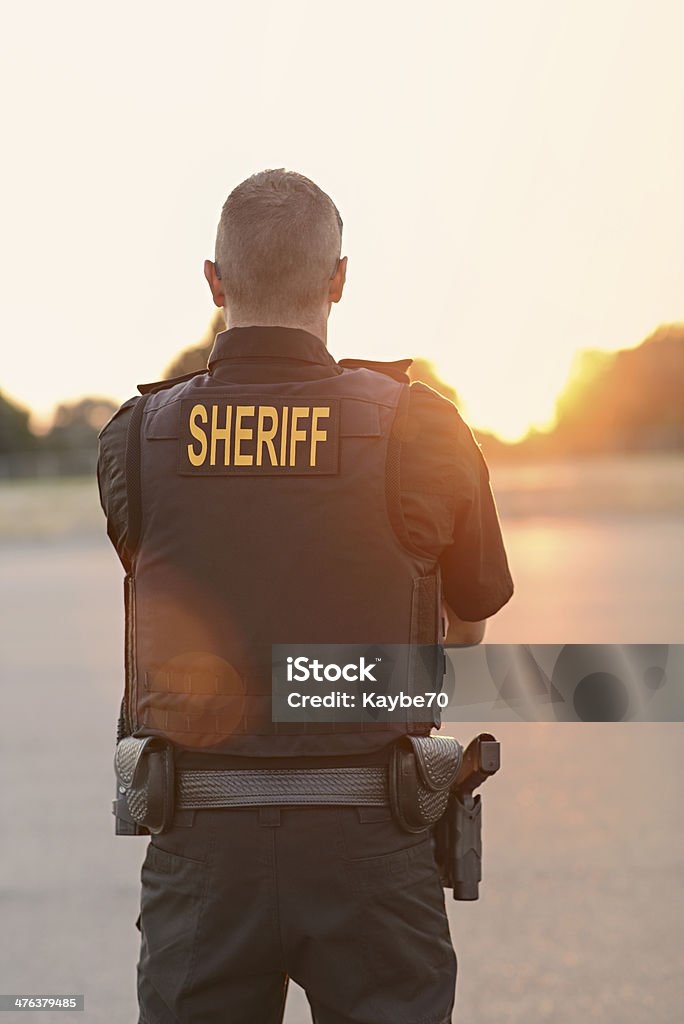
[96,396,140,569]
[399,382,513,622]
[438,417,514,622]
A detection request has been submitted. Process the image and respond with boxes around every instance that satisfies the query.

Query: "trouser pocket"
[137,841,209,1017]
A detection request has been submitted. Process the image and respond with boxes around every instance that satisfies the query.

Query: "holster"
[434,791,483,900]
[389,735,463,833]
[113,736,175,835]
[434,732,501,900]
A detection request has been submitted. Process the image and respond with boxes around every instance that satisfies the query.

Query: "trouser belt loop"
[258,807,282,827]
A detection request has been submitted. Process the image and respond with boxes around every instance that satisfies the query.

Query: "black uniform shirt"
[98,326,513,623]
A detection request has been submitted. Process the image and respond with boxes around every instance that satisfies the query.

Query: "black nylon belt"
[176,766,389,808]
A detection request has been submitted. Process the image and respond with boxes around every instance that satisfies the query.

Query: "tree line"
[2,318,683,477]
[0,392,118,477]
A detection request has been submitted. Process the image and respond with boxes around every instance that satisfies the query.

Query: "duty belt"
[114,734,463,834]
[176,766,389,808]
[113,734,503,903]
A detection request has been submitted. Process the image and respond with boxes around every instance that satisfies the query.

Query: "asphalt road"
[1,531,683,1023]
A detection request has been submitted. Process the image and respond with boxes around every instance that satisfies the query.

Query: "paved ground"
[1,480,683,1022]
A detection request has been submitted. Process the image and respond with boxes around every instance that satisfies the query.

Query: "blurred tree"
[407,358,461,407]
[0,390,36,454]
[552,324,684,454]
[165,309,224,378]
[42,396,118,452]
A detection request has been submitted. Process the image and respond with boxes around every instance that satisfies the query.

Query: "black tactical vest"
[121,362,447,756]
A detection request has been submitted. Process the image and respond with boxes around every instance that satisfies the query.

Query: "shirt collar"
[208,326,337,369]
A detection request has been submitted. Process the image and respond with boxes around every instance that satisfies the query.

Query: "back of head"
[215,169,343,325]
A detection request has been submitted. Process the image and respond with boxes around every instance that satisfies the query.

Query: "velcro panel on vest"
[410,575,440,643]
[140,695,400,751]
[139,654,415,743]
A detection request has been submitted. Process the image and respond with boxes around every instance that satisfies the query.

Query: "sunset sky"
[2,1,683,440]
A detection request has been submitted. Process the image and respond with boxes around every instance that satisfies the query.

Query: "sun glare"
[431,350,578,443]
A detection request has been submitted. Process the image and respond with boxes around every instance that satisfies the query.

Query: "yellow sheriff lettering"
[310,407,330,466]
[289,407,309,466]
[210,404,232,466]
[256,406,278,466]
[187,401,332,469]
[234,406,255,465]
[279,406,289,465]
[187,404,208,466]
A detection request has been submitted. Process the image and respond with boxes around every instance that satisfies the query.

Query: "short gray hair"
[215,169,343,320]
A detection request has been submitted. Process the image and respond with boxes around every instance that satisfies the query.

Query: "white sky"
[2,0,683,440]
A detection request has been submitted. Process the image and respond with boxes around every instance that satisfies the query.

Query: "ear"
[204,260,226,308]
[328,256,347,304]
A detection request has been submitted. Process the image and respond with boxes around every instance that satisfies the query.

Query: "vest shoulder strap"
[137,367,207,395]
[338,357,413,383]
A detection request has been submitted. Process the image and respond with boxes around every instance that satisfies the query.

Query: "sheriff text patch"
[178,398,340,475]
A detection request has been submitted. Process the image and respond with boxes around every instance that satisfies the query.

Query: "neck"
[224,310,328,345]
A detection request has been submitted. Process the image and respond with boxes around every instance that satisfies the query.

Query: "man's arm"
[442,604,486,645]
[437,408,513,634]
[396,380,512,649]
[96,396,140,569]
[400,382,513,635]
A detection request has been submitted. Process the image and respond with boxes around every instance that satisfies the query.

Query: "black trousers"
[137,805,456,1024]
